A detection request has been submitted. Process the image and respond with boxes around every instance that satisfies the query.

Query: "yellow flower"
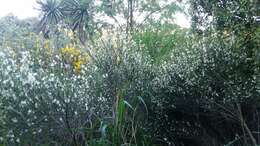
[60,45,90,73]
[60,46,81,57]
[44,40,52,56]
[73,60,83,73]
[44,41,49,49]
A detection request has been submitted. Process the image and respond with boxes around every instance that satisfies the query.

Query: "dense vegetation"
[0,0,259,146]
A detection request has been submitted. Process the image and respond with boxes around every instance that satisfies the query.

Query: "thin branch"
[137,4,172,27]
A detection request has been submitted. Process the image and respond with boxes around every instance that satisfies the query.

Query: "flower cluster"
[60,46,89,73]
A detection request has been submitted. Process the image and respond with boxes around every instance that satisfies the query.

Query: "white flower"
[16,138,20,143]
[11,118,18,123]
[27,72,36,84]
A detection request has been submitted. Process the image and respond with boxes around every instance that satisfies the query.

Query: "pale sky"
[0,0,190,27]
[0,0,39,19]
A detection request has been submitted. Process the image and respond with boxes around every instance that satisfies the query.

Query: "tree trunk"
[237,103,257,146]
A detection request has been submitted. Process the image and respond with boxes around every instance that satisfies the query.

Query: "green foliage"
[37,0,184,43]
[133,23,189,64]
[191,0,258,29]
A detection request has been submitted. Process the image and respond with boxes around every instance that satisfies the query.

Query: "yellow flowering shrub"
[73,60,84,72]
[44,40,53,56]
[60,46,89,73]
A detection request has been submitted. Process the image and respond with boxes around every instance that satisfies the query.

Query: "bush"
[0,36,154,146]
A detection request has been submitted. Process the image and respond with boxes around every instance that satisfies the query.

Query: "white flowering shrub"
[0,46,98,145]
[145,34,260,145]
[0,36,154,145]
[0,22,257,146]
